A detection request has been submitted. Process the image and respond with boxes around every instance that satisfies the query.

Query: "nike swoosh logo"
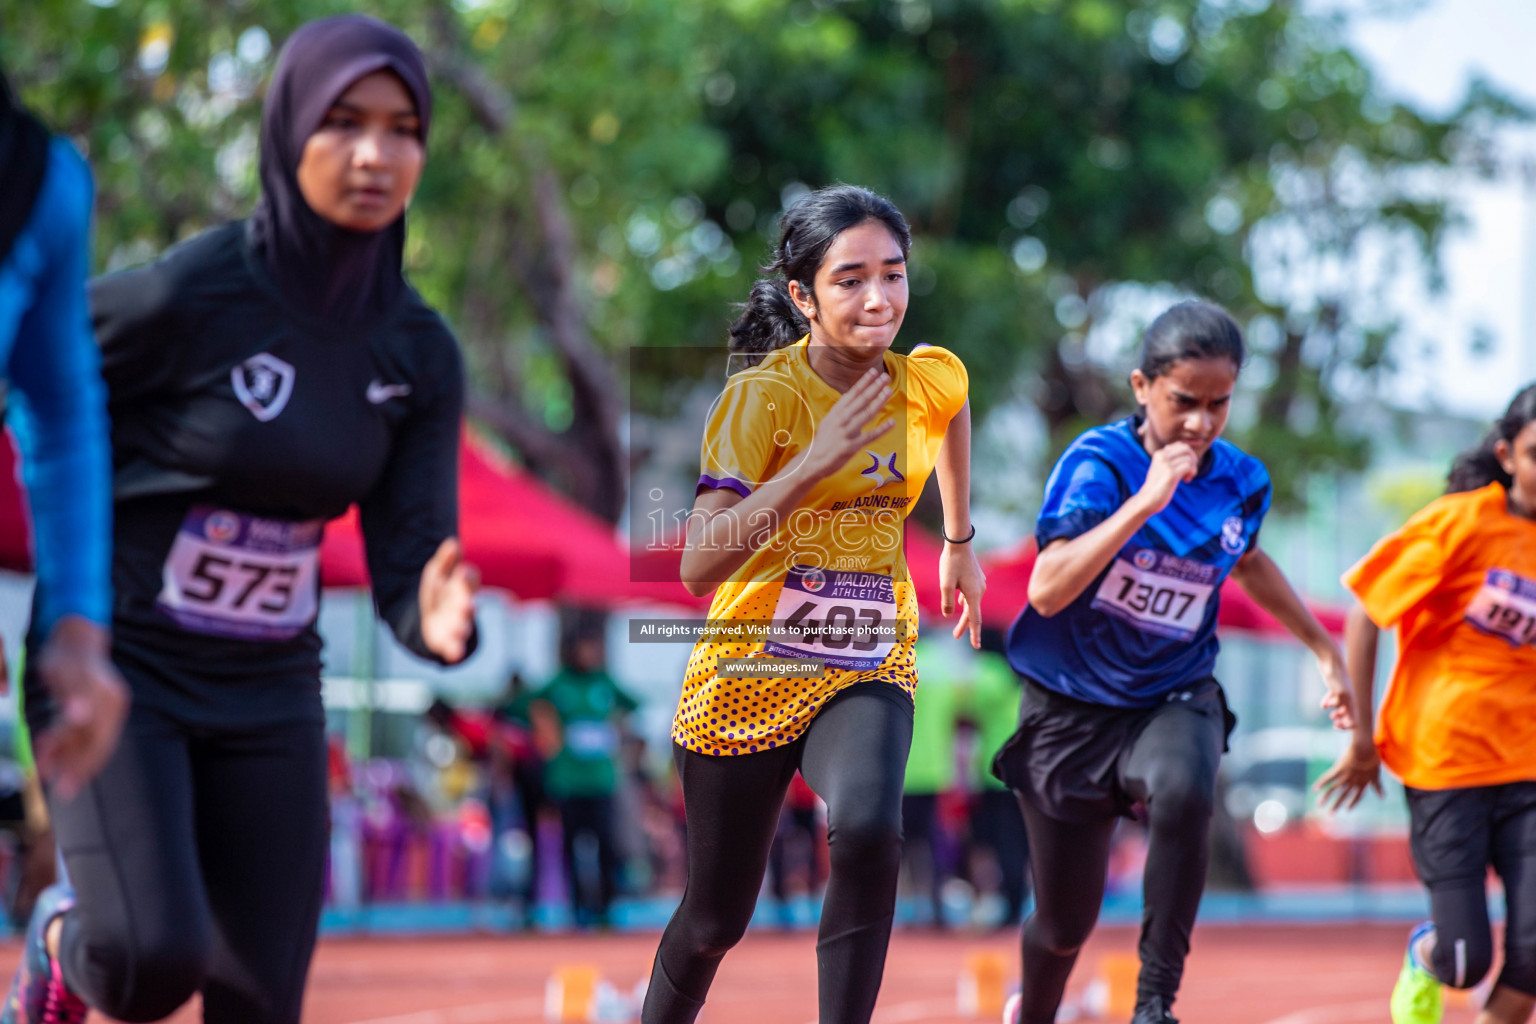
[366,381,412,404]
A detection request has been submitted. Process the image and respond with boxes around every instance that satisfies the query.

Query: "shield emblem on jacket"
[231,353,296,423]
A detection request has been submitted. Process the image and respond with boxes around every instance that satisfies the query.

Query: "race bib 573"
[1090,547,1219,642]
[156,506,323,642]
[1465,569,1536,648]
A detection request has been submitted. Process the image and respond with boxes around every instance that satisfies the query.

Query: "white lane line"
[799,996,969,1024]
[1258,999,1388,1024]
[345,997,544,1024]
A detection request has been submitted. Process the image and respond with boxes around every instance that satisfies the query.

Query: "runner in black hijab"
[3,17,478,1024]
[249,14,430,324]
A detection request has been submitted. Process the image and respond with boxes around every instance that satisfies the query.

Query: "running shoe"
[1390,921,1443,1024]
[0,883,88,1024]
[1129,994,1179,1024]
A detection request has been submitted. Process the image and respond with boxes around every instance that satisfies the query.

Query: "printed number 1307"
[1114,575,1197,620]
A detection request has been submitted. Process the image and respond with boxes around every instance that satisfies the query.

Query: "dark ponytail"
[1447,383,1536,493]
[1138,300,1245,380]
[728,183,911,371]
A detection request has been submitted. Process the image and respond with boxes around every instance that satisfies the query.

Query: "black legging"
[1014,701,1220,1024]
[46,660,328,1023]
[643,684,913,1024]
[1408,783,1536,995]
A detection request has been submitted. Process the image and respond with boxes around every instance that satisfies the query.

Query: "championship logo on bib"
[231,353,296,423]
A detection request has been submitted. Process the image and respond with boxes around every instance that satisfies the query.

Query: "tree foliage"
[5,0,1523,521]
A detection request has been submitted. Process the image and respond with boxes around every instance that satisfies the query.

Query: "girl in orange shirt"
[1320,384,1536,1024]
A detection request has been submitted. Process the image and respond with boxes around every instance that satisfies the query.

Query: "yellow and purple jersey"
[674,337,967,756]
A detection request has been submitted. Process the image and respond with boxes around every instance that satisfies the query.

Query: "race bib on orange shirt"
[1465,569,1536,648]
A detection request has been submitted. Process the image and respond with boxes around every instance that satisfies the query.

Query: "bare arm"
[680,367,894,596]
[1315,602,1384,811]
[679,471,822,596]
[1028,441,1200,616]
[934,401,985,647]
[1228,546,1354,730]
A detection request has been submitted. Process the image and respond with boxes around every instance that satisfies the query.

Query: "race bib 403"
[156,506,323,642]
[1090,547,1219,642]
[1465,569,1536,648]
[762,565,899,672]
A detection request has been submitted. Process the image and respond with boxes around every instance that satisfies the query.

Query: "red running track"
[0,923,1491,1023]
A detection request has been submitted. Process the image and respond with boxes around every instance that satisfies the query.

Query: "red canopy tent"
[321,430,700,607]
[0,432,31,574]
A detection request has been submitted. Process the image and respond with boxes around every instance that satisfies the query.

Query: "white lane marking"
[1257,998,1389,1024]
[344,997,543,1024]
[800,996,977,1024]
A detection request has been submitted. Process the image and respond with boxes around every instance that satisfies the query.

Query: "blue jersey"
[0,138,111,631]
[1007,417,1271,707]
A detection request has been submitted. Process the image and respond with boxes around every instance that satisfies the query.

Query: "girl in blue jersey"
[994,302,1354,1024]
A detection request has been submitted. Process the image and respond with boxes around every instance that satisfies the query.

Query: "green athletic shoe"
[1390,923,1442,1024]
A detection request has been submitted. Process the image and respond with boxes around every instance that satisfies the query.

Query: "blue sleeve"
[1242,459,1272,550]
[1033,443,1125,547]
[6,140,112,631]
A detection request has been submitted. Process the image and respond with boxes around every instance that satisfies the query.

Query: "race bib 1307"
[1090,547,1219,642]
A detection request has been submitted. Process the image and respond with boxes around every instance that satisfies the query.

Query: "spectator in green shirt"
[531,630,638,927]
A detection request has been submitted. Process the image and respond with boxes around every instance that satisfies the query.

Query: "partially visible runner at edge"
[994,302,1356,1024]
[1319,383,1536,1024]
[2,17,478,1024]
[0,68,125,802]
[642,184,986,1024]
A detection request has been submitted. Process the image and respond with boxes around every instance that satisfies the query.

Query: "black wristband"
[941,523,976,544]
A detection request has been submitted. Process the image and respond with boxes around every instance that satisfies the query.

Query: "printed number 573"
[184,553,298,614]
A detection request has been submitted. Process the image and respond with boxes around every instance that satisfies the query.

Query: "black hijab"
[0,70,50,268]
[250,15,432,326]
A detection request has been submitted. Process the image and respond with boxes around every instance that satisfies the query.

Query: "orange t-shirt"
[1343,482,1536,790]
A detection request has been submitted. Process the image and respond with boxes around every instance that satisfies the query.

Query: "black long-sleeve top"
[81,220,472,727]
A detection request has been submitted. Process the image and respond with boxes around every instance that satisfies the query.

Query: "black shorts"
[1406,781,1536,889]
[990,675,1234,822]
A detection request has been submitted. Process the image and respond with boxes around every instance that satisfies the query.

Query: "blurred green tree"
[4,0,1523,521]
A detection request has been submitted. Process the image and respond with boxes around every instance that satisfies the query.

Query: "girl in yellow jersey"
[1320,384,1536,1024]
[641,185,985,1024]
